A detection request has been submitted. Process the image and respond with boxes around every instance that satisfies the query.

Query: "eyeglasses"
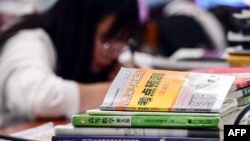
[102,38,137,53]
[102,41,128,54]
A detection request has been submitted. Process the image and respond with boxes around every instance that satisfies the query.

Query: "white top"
[0,28,79,128]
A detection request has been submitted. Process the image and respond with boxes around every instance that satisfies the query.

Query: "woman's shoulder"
[12,28,50,41]
[1,27,56,66]
[3,28,54,52]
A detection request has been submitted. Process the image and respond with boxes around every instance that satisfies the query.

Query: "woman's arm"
[0,29,113,120]
[0,29,80,119]
[77,82,111,113]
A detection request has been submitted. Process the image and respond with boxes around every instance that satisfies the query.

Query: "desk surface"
[0,118,70,135]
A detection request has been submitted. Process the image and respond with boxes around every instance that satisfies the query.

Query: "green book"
[72,98,240,129]
[72,113,219,129]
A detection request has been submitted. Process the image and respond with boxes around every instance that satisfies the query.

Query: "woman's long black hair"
[0,0,140,82]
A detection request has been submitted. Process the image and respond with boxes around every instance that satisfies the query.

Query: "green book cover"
[72,113,219,129]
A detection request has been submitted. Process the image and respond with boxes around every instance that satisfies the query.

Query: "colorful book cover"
[54,124,220,138]
[100,67,235,113]
[52,135,220,141]
[190,67,250,91]
[71,113,219,129]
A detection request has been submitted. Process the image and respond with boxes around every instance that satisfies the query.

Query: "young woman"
[0,0,140,128]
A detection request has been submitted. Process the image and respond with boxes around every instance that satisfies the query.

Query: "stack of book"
[52,67,246,141]
[227,82,250,107]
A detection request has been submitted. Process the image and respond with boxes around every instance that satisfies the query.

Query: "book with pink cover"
[190,67,250,92]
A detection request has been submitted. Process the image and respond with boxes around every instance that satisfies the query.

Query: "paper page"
[9,122,55,141]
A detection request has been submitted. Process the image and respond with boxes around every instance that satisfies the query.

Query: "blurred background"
[1,0,250,68]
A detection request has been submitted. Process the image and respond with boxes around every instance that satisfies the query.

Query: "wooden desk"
[0,118,70,135]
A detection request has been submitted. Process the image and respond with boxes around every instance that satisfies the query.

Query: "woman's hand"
[77,82,111,113]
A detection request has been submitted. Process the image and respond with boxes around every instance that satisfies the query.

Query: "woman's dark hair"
[0,0,140,82]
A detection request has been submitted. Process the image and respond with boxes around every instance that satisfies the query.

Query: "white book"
[54,124,219,138]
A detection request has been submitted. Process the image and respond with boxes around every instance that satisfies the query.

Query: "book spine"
[55,126,220,138]
[230,82,248,92]
[100,67,136,111]
[228,86,250,98]
[52,135,220,141]
[236,81,250,91]
[72,114,219,128]
[242,87,250,97]
[237,95,250,106]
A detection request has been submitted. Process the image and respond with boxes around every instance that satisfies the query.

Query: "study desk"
[0,118,70,135]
